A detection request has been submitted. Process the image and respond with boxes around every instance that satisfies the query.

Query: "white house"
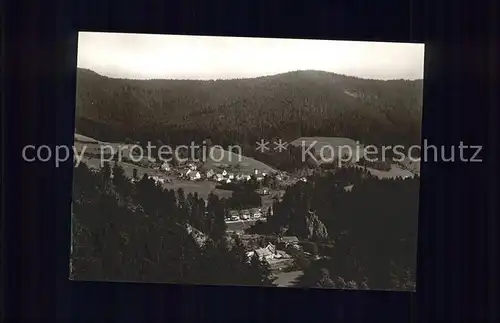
[215,174,224,182]
[252,210,262,218]
[188,171,201,181]
[161,162,171,172]
[344,184,354,192]
[248,243,277,262]
[226,178,232,184]
[222,170,228,176]
[228,173,235,180]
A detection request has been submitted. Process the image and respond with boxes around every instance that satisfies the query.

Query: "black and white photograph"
[70,32,424,291]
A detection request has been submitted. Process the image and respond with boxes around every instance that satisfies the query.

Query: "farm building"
[257,188,269,195]
[247,243,277,262]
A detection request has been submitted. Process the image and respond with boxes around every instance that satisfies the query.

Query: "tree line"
[75,68,423,171]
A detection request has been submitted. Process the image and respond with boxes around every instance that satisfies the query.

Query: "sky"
[77,32,425,81]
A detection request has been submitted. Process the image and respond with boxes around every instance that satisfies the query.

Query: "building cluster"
[227,208,264,222]
[154,160,272,184]
[245,236,300,264]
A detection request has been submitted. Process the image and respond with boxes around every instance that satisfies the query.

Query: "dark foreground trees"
[71,162,275,286]
[248,166,419,291]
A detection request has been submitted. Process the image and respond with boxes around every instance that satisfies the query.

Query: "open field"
[78,156,235,200]
[201,146,277,175]
[396,155,421,175]
[74,134,277,175]
[78,155,276,208]
[74,133,100,143]
[74,137,138,159]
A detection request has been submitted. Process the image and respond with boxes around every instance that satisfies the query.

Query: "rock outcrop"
[305,210,329,241]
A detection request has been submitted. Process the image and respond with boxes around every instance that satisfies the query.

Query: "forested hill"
[75,68,423,149]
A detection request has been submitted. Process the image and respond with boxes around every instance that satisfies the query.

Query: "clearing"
[290,136,366,162]
[201,146,277,175]
[274,270,304,287]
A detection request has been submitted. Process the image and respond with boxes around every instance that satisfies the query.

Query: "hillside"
[202,146,277,174]
[75,68,423,152]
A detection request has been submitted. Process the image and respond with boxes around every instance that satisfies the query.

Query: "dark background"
[3,0,498,322]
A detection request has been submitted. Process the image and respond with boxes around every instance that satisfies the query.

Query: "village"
[76,135,417,286]
[107,154,314,284]
[118,152,307,223]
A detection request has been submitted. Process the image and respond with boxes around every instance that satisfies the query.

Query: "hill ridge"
[75,67,423,153]
[77,67,424,82]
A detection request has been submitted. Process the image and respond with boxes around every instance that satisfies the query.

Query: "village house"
[206,169,215,179]
[247,243,277,262]
[186,169,201,181]
[228,210,240,221]
[252,209,262,218]
[240,210,250,220]
[222,170,228,176]
[344,184,354,192]
[214,174,224,182]
[257,188,269,195]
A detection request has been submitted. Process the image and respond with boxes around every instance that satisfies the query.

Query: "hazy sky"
[77,32,425,80]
